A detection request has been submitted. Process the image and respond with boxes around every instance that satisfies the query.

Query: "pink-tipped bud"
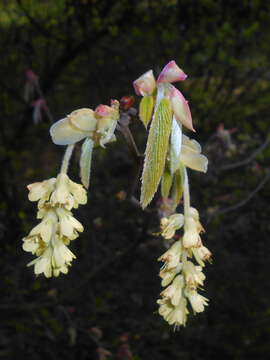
[157,61,187,84]
[170,86,195,132]
[95,104,114,117]
[133,70,156,96]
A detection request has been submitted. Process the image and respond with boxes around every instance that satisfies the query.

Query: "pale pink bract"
[133,69,156,96]
[157,60,187,84]
[170,86,195,132]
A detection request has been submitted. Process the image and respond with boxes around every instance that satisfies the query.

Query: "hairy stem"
[60,144,74,174]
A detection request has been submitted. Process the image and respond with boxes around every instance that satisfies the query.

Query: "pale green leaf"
[171,168,184,208]
[139,95,154,128]
[80,137,94,189]
[161,163,173,198]
[140,98,173,208]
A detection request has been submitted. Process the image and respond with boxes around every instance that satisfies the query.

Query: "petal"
[68,180,87,205]
[68,108,97,131]
[69,215,84,232]
[50,118,87,145]
[182,134,201,153]
[157,60,187,84]
[183,230,201,248]
[170,86,195,132]
[40,222,53,243]
[180,151,208,172]
[59,217,74,238]
[170,116,182,174]
[22,238,40,254]
[133,69,156,96]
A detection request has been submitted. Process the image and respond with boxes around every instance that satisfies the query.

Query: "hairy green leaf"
[139,95,154,128]
[140,98,172,208]
[161,162,173,198]
[80,137,94,189]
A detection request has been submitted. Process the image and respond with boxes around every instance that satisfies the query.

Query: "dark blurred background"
[1,1,270,359]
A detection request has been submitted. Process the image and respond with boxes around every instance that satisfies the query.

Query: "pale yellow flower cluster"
[157,207,211,327]
[23,173,87,277]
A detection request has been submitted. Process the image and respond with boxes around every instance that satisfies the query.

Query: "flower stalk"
[60,144,74,174]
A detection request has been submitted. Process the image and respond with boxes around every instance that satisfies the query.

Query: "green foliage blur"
[0,0,270,359]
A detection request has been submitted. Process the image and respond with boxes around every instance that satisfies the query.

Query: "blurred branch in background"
[220,134,270,171]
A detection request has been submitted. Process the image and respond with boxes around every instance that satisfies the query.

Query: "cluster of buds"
[133,60,193,133]
[133,60,211,327]
[23,172,87,277]
[50,100,120,148]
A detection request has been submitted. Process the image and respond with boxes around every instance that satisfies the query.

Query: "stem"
[60,144,74,174]
[181,166,190,265]
[183,166,190,217]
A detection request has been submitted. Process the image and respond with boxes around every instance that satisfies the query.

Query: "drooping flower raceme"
[23,98,120,276]
[133,60,211,328]
[23,171,87,278]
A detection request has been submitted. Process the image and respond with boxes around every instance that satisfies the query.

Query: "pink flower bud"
[95,104,114,117]
[133,70,156,96]
[170,86,195,132]
[157,61,187,84]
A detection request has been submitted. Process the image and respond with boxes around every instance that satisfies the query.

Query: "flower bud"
[183,261,205,288]
[95,104,114,117]
[157,60,187,84]
[160,275,184,306]
[27,178,56,203]
[185,288,208,313]
[158,240,182,269]
[160,213,184,239]
[183,217,201,248]
[133,70,156,96]
[120,96,135,110]
[197,246,212,262]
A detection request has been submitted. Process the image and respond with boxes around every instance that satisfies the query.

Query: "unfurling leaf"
[80,137,94,189]
[171,168,183,208]
[140,98,173,208]
[139,95,154,128]
[161,163,173,198]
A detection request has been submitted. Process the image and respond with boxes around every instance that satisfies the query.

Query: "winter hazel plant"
[23,61,211,328]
